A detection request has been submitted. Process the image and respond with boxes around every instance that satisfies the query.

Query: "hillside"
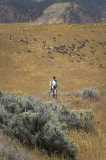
[0,23,106,160]
[0,23,106,95]
[0,0,106,23]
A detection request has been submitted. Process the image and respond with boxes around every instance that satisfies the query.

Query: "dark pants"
[50,86,57,98]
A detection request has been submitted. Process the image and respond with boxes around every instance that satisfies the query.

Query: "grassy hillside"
[0,23,105,95]
[0,23,106,160]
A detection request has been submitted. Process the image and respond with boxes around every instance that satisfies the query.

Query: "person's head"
[53,76,56,80]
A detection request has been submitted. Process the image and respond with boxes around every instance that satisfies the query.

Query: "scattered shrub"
[60,108,94,131]
[79,88,99,100]
[0,143,31,160]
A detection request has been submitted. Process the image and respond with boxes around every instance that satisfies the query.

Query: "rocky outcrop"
[35,2,94,24]
[35,2,71,24]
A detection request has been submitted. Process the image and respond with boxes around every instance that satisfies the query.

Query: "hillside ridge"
[0,0,106,23]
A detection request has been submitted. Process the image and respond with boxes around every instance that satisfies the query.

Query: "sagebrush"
[0,92,94,160]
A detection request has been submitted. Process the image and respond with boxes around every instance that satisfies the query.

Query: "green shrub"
[0,91,94,159]
[79,88,99,100]
[0,92,76,160]
[0,143,31,160]
[60,107,94,131]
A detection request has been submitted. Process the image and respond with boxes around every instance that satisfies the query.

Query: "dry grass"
[69,129,106,160]
[0,23,106,160]
[68,95,106,160]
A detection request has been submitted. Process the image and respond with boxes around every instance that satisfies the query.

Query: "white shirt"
[50,80,57,89]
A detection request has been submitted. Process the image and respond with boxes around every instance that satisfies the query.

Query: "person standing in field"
[49,76,58,98]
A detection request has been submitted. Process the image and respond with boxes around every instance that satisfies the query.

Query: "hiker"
[49,76,57,98]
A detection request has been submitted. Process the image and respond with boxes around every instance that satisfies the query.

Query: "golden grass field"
[0,23,106,160]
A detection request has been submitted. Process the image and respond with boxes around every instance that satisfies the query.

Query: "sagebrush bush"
[60,108,94,131]
[0,143,31,160]
[79,88,99,100]
[0,91,94,159]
